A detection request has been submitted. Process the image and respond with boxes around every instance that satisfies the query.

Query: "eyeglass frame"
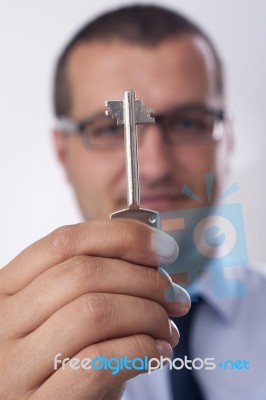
[56,103,226,150]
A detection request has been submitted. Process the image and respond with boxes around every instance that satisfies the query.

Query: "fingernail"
[155,339,172,358]
[158,267,170,276]
[152,230,179,266]
[170,319,180,345]
[164,284,191,313]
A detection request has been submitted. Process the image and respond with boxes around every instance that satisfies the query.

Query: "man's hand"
[0,220,190,400]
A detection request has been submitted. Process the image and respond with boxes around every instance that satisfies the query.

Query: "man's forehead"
[66,35,220,117]
[67,35,216,82]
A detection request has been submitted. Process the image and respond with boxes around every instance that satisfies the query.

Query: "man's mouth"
[117,192,189,212]
[140,194,184,211]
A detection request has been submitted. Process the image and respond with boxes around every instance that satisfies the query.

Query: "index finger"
[0,219,178,294]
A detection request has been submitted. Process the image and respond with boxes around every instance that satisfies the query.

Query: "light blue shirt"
[122,264,266,400]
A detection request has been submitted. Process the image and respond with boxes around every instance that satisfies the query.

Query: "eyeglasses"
[57,104,225,150]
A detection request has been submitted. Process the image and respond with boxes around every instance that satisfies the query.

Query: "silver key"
[105,90,160,228]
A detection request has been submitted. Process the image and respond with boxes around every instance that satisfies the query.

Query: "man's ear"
[225,113,235,156]
[52,129,70,181]
[222,113,235,177]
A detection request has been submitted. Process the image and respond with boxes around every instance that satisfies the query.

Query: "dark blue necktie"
[170,300,205,399]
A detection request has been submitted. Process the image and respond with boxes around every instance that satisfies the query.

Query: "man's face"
[55,35,232,220]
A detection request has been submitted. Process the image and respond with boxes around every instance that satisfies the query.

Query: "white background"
[0,0,265,266]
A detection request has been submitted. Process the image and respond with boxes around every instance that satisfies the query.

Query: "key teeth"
[105,100,124,124]
[105,94,155,124]
[145,104,155,119]
[147,106,155,122]
[105,102,111,117]
[135,102,155,124]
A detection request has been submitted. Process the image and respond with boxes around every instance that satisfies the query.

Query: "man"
[0,4,265,400]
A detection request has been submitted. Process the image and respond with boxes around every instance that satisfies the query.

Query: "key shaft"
[124,90,140,209]
[106,90,160,228]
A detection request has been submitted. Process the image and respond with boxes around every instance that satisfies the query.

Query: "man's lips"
[140,195,182,210]
[117,192,188,211]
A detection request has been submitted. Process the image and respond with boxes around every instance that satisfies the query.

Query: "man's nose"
[138,124,174,181]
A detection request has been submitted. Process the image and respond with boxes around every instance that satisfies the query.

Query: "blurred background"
[0,0,265,266]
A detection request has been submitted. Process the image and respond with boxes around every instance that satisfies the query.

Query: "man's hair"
[53,4,224,117]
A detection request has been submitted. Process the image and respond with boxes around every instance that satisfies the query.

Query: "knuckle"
[82,293,110,325]
[132,334,155,356]
[146,267,162,292]
[0,297,12,337]
[0,341,32,396]
[146,267,172,298]
[79,346,108,385]
[64,256,95,284]
[118,220,150,254]
[118,223,134,251]
[47,225,74,258]
[148,302,173,343]
[150,301,169,330]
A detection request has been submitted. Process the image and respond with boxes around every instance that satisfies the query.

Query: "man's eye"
[172,117,207,131]
[93,124,123,137]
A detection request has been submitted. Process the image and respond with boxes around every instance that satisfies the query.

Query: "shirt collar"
[187,264,248,322]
